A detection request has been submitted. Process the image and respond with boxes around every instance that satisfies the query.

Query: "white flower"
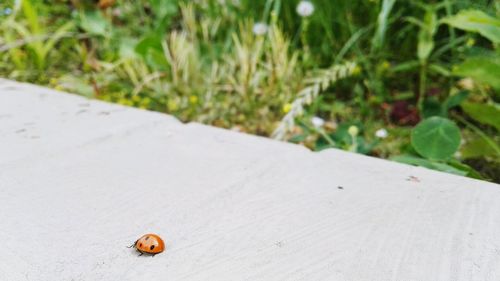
[296,1,314,17]
[252,22,268,36]
[311,116,325,128]
[375,128,388,139]
[348,125,359,137]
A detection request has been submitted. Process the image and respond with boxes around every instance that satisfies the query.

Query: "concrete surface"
[0,79,499,281]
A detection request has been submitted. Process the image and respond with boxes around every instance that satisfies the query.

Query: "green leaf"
[289,134,307,143]
[58,75,94,97]
[443,90,469,111]
[391,60,420,73]
[417,9,438,62]
[428,63,451,76]
[441,9,500,43]
[135,35,169,70]
[331,122,364,144]
[135,35,161,56]
[79,11,110,36]
[461,137,499,159]
[393,91,415,100]
[422,98,444,118]
[150,0,178,31]
[453,56,500,89]
[411,117,461,160]
[461,102,500,131]
[150,0,178,19]
[43,21,74,56]
[391,155,468,176]
[371,0,396,51]
[119,38,138,59]
[21,0,40,35]
[446,160,484,179]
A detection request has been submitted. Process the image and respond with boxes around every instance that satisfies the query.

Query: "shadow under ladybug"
[128,234,165,257]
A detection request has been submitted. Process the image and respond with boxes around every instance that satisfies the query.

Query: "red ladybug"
[129,234,165,256]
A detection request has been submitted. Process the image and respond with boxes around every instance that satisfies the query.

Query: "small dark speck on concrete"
[98,111,110,115]
[15,129,26,134]
[76,109,88,115]
[337,186,344,190]
[406,175,420,183]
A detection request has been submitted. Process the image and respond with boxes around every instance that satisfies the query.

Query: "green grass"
[1,0,499,182]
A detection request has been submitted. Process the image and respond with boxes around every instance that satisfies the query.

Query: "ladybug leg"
[127,240,138,248]
[138,252,143,257]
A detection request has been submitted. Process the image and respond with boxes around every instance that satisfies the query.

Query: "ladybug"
[128,234,165,256]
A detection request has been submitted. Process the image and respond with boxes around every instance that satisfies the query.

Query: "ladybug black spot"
[150,245,155,250]
[139,243,143,247]
[145,236,149,241]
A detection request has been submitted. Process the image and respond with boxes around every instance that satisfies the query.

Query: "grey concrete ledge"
[1,79,499,281]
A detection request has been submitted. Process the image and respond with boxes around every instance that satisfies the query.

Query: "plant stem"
[418,63,427,113]
[317,128,336,147]
[350,135,358,152]
[443,0,456,60]
[443,0,456,91]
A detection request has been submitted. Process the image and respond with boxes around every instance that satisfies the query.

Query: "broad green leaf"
[135,35,169,70]
[441,10,500,43]
[461,102,500,131]
[411,117,461,160]
[135,36,160,56]
[453,56,500,89]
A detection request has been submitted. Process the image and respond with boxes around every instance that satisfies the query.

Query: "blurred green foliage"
[0,0,499,182]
